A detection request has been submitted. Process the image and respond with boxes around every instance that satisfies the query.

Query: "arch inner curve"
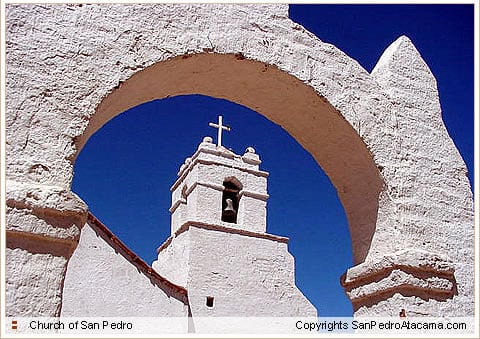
[77,53,384,264]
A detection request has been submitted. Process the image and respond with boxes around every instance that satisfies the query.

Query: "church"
[60,116,316,320]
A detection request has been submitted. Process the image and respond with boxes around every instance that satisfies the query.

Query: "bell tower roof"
[173,136,264,185]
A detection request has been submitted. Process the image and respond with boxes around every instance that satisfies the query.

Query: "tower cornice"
[170,137,268,193]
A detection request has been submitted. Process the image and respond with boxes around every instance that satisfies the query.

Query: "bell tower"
[169,133,268,235]
[152,116,316,319]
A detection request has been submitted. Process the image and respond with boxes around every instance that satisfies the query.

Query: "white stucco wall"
[342,37,475,317]
[61,222,187,317]
[5,182,88,316]
[154,224,316,317]
[187,226,316,317]
[153,231,191,288]
[6,246,68,317]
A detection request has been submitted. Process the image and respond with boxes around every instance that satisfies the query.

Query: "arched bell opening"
[221,178,242,224]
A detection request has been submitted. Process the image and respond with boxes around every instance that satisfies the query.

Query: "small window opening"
[221,180,240,223]
[206,296,214,308]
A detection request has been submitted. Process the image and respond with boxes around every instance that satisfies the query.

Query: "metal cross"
[209,115,231,147]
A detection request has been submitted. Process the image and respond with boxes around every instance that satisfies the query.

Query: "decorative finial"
[209,115,231,147]
[245,147,256,154]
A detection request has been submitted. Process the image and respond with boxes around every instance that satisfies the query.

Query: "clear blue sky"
[72,4,474,317]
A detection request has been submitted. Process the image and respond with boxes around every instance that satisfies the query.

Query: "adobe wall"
[5,4,474,317]
[61,220,187,317]
[153,224,317,318]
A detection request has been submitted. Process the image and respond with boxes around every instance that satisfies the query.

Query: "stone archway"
[81,53,383,266]
[5,4,473,317]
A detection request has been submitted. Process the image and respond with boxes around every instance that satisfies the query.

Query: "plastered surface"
[154,225,316,317]
[61,222,187,317]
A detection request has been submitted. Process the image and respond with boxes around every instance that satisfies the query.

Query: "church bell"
[223,198,236,216]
